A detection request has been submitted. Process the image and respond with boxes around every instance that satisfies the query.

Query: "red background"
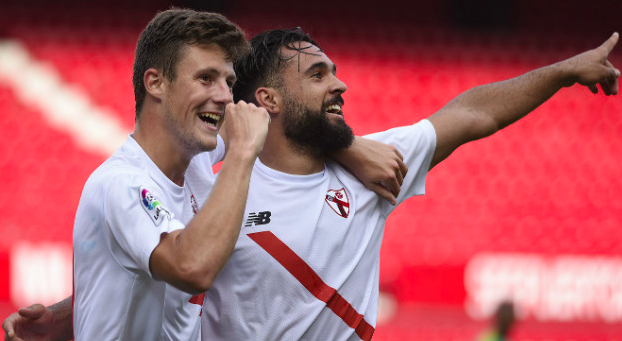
[1,0,621,339]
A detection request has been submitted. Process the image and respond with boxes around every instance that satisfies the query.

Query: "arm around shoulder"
[2,296,73,341]
[329,136,408,205]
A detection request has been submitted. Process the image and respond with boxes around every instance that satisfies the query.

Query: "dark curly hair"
[133,8,249,117]
[233,27,321,104]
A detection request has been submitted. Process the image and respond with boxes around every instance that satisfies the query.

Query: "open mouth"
[325,104,342,115]
[198,113,221,127]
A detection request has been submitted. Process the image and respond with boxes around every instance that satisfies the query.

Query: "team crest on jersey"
[325,188,350,218]
[140,186,171,225]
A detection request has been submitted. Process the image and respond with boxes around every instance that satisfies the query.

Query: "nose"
[211,80,234,105]
[330,74,347,95]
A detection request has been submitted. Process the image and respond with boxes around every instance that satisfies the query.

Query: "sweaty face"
[278,42,354,156]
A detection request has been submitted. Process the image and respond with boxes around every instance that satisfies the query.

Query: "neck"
[259,130,325,175]
[133,118,193,186]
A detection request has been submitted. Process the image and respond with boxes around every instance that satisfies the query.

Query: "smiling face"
[162,43,235,154]
[277,41,354,156]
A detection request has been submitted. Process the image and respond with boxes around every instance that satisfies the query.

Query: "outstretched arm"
[3,296,73,341]
[428,32,620,169]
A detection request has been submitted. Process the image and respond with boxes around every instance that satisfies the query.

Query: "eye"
[199,74,213,83]
[311,72,323,79]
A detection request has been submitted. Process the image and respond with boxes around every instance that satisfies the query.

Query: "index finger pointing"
[600,32,619,54]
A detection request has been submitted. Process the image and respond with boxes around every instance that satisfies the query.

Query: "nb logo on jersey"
[245,211,272,227]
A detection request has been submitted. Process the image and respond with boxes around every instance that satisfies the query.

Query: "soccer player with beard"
[3,25,619,341]
[1,16,407,341]
[199,27,619,341]
[201,28,432,341]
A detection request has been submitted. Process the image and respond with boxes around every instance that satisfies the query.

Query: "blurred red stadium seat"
[1,1,622,339]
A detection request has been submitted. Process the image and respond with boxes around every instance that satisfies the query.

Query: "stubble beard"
[163,105,210,158]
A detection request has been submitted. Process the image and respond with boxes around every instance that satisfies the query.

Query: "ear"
[255,87,281,114]
[144,68,166,99]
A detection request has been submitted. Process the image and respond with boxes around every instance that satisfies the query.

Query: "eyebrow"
[197,67,237,83]
[304,61,337,75]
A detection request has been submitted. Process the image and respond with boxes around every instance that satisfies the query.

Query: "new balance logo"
[245,211,272,227]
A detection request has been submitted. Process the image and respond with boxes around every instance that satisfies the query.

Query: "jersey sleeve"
[364,119,437,210]
[102,173,185,278]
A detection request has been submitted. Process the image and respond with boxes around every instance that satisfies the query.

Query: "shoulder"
[82,151,157,207]
[364,119,436,143]
[90,157,148,187]
[324,161,378,201]
[359,120,436,172]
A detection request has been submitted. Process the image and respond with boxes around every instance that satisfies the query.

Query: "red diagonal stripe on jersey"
[189,293,205,305]
[189,293,205,316]
[248,231,374,341]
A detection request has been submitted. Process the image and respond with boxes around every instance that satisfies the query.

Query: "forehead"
[177,43,234,75]
[280,41,334,72]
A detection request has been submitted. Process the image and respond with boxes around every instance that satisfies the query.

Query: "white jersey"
[73,135,224,341]
[201,119,437,341]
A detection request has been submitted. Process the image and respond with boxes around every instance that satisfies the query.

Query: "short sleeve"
[102,173,185,277]
[364,119,437,210]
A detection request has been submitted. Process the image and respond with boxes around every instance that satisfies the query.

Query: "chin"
[203,142,218,152]
[199,136,218,152]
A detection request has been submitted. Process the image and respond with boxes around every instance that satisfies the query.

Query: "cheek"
[297,89,321,106]
[308,85,327,103]
[185,88,204,103]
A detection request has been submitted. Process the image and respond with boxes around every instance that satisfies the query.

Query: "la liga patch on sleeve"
[139,186,172,225]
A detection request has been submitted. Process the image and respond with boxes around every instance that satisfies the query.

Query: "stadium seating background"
[1,0,621,339]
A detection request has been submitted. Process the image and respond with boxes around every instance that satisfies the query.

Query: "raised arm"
[3,297,73,341]
[428,32,620,169]
[149,101,270,294]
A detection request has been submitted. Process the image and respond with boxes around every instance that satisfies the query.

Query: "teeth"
[199,113,221,121]
[326,104,341,113]
[198,113,221,125]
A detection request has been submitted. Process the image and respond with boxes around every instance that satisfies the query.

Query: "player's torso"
[73,145,211,341]
[162,156,218,341]
[202,161,385,340]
